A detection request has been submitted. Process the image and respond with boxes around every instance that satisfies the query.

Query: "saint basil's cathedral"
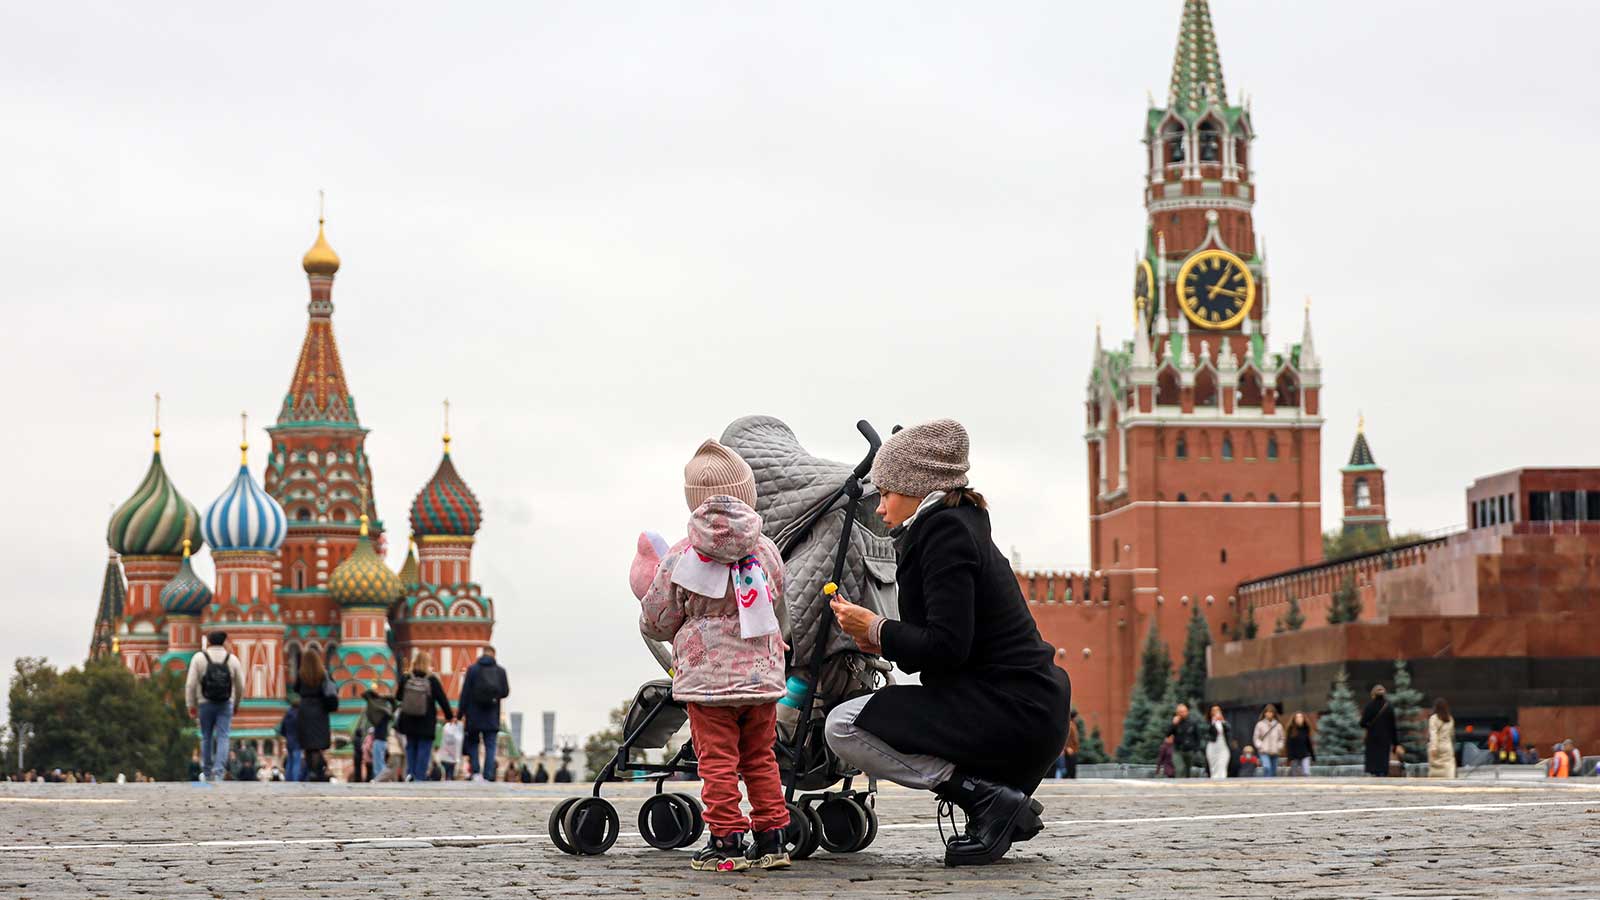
[91,220,497,751]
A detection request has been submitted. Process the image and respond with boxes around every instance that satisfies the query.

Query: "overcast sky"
[4,1,1598,741]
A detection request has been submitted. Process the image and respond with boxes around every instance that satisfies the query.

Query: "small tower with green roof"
[1341,416,1390,542]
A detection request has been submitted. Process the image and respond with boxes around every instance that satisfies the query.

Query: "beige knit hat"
[869,418,970,498]
[683,439,757,510]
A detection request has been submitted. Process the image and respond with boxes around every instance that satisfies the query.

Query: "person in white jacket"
[184,632,245,782]
[1252,705,1286,777]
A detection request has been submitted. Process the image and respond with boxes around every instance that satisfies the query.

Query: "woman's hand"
[829,592,881,654]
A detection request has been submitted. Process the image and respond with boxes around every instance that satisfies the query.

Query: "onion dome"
[410,430,483,538]
[160,539,213,616]
[203,436,288,552]
[108,428,203,557]
[302,218,341,276]
[329,515,402,608]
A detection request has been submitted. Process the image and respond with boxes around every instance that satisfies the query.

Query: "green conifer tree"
[1176,606,1211,706]
[1115,688,1156,763]
[1327,575,1360,624]
[1390,658,1427,760]
[1137,621,1171,701]
[1283,595,1305,631]
[1318,666,1363,757]
[1242,603,1259,639]
[1078,725,1109,765]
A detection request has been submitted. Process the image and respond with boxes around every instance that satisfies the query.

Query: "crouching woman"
[824,419,1071,867]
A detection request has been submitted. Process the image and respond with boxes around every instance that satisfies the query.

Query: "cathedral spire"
[1168,0,1228,117]
[276,207,359,428]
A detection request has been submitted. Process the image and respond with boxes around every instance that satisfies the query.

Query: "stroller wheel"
[562,797,620,855]
[816,797,870,854]
[547,797,581,855]
[671,793,706,847]
[638,793,696,851]
[850,795,879,852]
[786,801,824,860]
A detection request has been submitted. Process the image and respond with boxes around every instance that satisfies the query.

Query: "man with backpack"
[459,646,510,781]
[185,632,244,782]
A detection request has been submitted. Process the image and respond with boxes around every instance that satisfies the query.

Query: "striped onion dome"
[108,435,204,557]
[329,516,403,608]
[160,540,213,616]
[202,449,288,552]
[409,444,482,537]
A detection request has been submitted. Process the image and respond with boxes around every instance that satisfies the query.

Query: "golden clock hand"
[1211,286,1246,300]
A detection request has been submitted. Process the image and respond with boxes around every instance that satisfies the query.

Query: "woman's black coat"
[1359,696,1398,775]
[295,678,340,752]
[854,500,1071,792]
[396,673,455,740]
[1286,727,1315,762]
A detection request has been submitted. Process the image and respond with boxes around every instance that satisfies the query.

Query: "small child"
[1238,745,1260,778]
[634,440,790,872]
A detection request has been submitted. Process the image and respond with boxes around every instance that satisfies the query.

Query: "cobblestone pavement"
[3,778,1598,898]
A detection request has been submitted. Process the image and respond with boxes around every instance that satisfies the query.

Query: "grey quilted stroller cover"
[720,416,900,667]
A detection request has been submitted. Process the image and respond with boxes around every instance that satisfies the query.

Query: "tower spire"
[1299,295,1320,370]
[239,411,249,465]
[153,392,162,452]
[443,399,452,455]
[1168,0,1228,116]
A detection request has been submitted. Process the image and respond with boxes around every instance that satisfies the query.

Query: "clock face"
[1134,259,1155,326]
[1177,249,1255,330]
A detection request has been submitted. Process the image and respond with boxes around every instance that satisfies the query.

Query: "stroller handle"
[851,420,882,480]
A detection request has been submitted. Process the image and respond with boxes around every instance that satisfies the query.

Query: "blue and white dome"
[203,456,288,552]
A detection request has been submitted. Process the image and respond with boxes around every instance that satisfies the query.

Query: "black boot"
[934,774,1033,867]
[745,828,792,870]
[690,832,750,872]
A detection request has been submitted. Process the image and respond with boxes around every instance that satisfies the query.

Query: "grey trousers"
[824,694,956,791]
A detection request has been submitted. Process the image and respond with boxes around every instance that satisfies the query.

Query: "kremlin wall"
[92,220,497,767]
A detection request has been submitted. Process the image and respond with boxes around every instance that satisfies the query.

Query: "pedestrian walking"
[293,648,340,782]
[1359,685,1398,777]
[277,699,303,782]
[184,631,244,782]
[438,719,464,781]
[363,687,395,781]
[1166,703,1201,777]
[1203,705,1231,779]
[396,650,454,783]
[1427,699,1456,779]
[459,646,511,781]
[640,440,794,872]
[1285,711,1316,776]
[1252,704,1285,777]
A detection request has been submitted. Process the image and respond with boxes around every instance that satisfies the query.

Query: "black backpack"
[400,675,431,717]
[473,664,508,705]
[200,651,233,703]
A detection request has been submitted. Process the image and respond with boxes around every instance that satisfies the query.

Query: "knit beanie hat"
[683,439,757,510]
[869,418,970,498]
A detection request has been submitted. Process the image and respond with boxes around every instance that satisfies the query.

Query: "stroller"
[548,418,899,859]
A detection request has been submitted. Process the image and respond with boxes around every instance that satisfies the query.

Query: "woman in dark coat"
[826,419,1071,868]
[1359,684,1398,776]
[396,650,454,783]
[294,648,340,781]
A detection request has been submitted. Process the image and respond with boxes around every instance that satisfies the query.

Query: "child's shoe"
[745,828,791,870]
[691,832,751,872]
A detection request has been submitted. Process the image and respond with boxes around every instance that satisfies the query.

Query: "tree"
[581,700,631,781]
[1283,595,1305,632]
[1176,606,1211,707]
[1242,603,1259,640]
[1327,575,1361,625]
[1390,659,1427,760]
[1136,682,1179,765]
[4,656,189,780]
[1323,529,1429,562]
[1078,725,1109,765]
[1114,687,1156,763]
[1136,621,1171,702]
[1318,667,1363,757]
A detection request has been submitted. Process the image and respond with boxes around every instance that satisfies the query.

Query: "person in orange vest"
[1549,744,1570,778]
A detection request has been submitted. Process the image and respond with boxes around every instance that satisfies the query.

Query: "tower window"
[1220,549,1228,564]
[1221,437,1234,460]
[1176,435,1188,460]
[1163,121,1185,164]
[1266,436,1279,460]
[1198,120,1221,162]
[1355,478,1372,509]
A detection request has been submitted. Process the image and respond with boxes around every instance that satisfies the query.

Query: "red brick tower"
[1027,0,1324,749]
[263,216,385,687]
[1340,417,1389,542]
[393,417,494,702]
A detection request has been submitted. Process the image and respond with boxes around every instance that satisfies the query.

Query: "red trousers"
[686,702,789,837]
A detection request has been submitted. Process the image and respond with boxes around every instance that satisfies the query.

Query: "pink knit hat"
[683,439,757,510]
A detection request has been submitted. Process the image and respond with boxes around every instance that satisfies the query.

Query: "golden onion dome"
[301,219,341,276]
[329,516,402,608]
